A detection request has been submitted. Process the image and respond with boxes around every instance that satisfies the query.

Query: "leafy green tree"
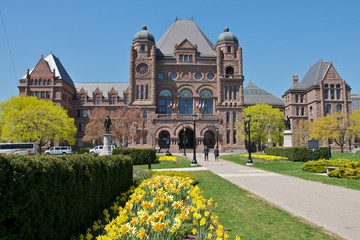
[0,96,76,153]
[237,104,285,147]
[310,111,360,153]
[293,119,311,147]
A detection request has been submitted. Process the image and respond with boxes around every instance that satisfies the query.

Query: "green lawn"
[133,155,198,170]
[191,171,337,240]
[221,153,360,191]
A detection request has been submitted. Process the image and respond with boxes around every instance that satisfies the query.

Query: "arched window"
[324,84,329,99]
[225,67,234,77]
[296,107,299,116]
[31,79,34,85]
[233,112,236,122]
[310,106,313,115]
[200,90,213,97]
[158,89,173,114]
[39,78,42,86]
[226,112,230,122]
[336,84,341,99]
[199,90,213,115]
[47,79,51,85]
[159,89,173,97]
[337,104,342,112]
[179,89,193,115]
[158,131,170,148]
[145,85,149,99]
[326,104,331,115]
[233,86,236,100]
[35,79,38,85]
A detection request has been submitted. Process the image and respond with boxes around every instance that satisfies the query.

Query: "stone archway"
[158,130,170,149]
[203,130,215,148]
[178,128,194,148]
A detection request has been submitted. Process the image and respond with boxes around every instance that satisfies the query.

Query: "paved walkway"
[164,153,360,240]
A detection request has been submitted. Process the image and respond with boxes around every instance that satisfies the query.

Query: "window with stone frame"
[325,104,331,115]
[227,130,230,144]
[83,110,88,118]
[179,89,193,115]
[158,89,173,114]
[146,85,149,99]
[336,84,341,99]
[80,95,86,105]
[94,96,101,105]
[324,84,329,99]
[109,96,116,105]
[199,90,213,115]
[233,86,236,100]
[330,84,335,99]
[337,104,342,112]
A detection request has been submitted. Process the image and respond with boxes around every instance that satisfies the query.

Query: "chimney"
[292,75,298,85]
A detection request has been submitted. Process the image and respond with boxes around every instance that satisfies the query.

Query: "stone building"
[19,20,355,152]
[283,60,352,145]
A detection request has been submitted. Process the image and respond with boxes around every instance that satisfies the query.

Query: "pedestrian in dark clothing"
[203,146,210,161]
[214,147,219,161]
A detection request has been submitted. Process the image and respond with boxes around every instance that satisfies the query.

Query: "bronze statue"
[285,116,291,130]
[104,116,112,133]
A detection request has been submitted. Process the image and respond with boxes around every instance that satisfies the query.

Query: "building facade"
[19,19,353,151]
[283,60,352,148]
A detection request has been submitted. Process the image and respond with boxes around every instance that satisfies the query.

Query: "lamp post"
[246,115,253,165]
[216,127,219,149]
[122,124,126,147]
[268,124,271,147]
[183,127,186,156]
[191,114,198,166]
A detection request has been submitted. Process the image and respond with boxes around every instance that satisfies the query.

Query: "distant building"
[283,60,352,129]
[351,94,360,112]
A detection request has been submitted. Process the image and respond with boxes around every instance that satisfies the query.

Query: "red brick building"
[19,19,352,152]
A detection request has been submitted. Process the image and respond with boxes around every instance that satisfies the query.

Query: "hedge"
[0,154,133,240]
[264,147,329,161]
[112,147,156,165]
[303,158,360,179]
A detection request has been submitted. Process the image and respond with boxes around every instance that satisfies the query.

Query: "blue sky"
[1,0,359,103]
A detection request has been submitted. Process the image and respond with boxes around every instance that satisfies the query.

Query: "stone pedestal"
[283,130,293,147]
[100,133,112,155]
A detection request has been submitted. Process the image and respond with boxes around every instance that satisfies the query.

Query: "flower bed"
[302,159,360,179]
[239,154,288,162]
[81,175,241,239]
[156,156,178,163]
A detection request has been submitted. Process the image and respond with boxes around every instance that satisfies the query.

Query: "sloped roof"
[244,81,284,106]
[156,19,215,57]
[74,82,129,99]
[287,60,331,92]
[22,53,74,87]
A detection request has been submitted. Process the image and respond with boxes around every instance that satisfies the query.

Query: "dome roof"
[133,26,155,42]
[216,27,238,44]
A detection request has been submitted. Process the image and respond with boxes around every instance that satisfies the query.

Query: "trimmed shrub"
[302,158,360,179]
[78,147,92,154]
[0,154,133,240]
[113,147,156,165]
[265,147,329,161]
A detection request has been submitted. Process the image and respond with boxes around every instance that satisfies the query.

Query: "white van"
[45,146,72,155]
[89,145,115,154]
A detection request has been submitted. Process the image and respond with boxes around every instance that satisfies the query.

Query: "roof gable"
[156,19,215,57]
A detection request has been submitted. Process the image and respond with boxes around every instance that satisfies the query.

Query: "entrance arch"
[178,128,194,148]
[158,131,170,148]
[203,131,215,148]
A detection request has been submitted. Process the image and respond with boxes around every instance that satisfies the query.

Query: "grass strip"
[221,153,360,191]
[191,171,337,240]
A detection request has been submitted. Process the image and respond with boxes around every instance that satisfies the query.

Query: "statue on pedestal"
[284,116,291,130]
[104,116,112,133]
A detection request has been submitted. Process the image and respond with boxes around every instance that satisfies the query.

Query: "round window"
[136,63,149,76]
[195,73,202,79]
[207,73,215,80]
[170,73,177,80]
[157,72,165,80]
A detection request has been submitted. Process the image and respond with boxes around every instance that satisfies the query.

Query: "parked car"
[45,146,72,155]
[89,145,115,154]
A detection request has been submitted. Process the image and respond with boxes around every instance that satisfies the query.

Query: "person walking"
[214,147,219,161]
[203,146,210,161]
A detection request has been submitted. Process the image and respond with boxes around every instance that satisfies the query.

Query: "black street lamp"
[183,127,186,157]
[216,127,219,148]
[191,114,198,166]
[246,115,253,165]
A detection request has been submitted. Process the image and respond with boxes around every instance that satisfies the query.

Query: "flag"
[201,102,205,110]
[174,102,178,109]
[196,102,200,110]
